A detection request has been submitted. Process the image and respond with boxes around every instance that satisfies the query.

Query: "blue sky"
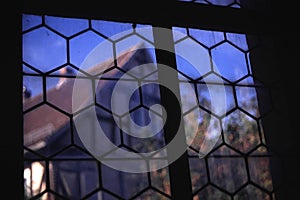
[22,14,258,116]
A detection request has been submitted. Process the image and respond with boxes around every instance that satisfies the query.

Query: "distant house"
[23,43,165,199]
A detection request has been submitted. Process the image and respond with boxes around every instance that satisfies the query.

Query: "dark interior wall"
[260,36,300,200]
[247,1,300,199]
[249,33,300,200]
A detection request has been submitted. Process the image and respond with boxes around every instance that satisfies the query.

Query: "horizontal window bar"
[22,0,274,35]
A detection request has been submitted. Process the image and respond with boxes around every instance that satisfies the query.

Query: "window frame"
[15,1,300,200]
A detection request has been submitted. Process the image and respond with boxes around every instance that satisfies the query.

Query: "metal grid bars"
[22,12,278,200]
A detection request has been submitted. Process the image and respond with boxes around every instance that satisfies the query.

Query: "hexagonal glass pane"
[189,157,208,192]
[172,27,187,42]
[122,61,158,80]
[101,164,149,199]
[141,82,162,108]
[236,76,271,118]
[208,155,247,193]
[72,123,94,153]
[45,15,89,37]
[180,82,198,114]
[150,167,171,196]
[197,83,235,117]
[23,104,71,157]
[194,185,231,200]
[222,110,260,153]
[248,156,274,191]
[22,14,42,32]
[46,75,92,114]
[125,107,160,129]
[185,107,222,155]
[49,160,99,199]
[136,24,154,43]
[23,75,43,111]
[71,105,122,154]
[46,73,63,91]
[211,42,248,82]
[23,27,67,72]
[91,19,133,40]
[115,35,156,65]
[70,30,113,70]
[24,161,46,199]
[226,32,249,51]
[96,79,140,113]
[236,85,260,118]
[234,184,270,200]
[94,105,122,147]
[189,29,224,48]
[121,107,165,153]
[184,106,204,147]
[175,38,211,79]
[101,145,149,172]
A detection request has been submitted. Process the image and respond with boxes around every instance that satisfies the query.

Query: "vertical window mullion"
[153,26,193,200]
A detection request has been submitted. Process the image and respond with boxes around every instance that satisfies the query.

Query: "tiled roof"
[23,43,152,149]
